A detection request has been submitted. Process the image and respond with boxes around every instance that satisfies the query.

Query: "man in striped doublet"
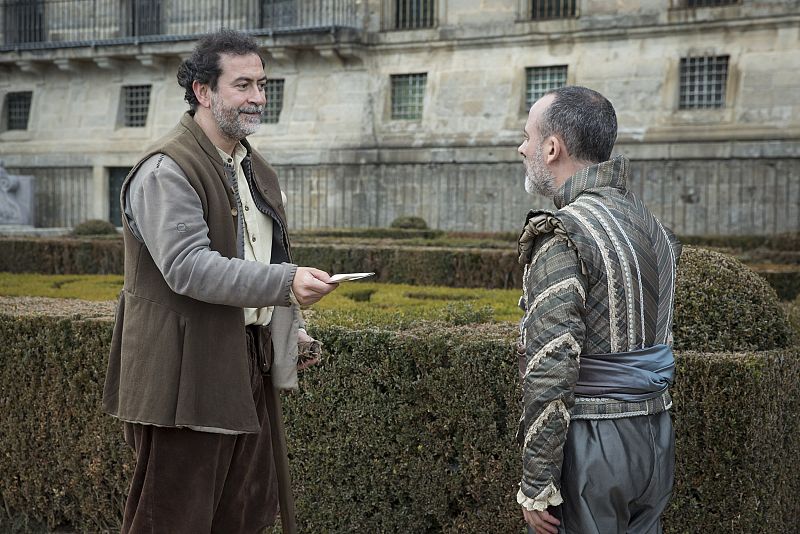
[515,86,681,534]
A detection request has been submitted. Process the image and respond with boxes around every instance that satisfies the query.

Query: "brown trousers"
[121,326,279,534]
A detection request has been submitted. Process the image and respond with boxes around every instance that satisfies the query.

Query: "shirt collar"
[215,142,247,169]
[553,154,630,209]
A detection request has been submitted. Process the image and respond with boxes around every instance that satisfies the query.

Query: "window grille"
[685,0,739,7]
[122,85,152,127]
[261,79,285,124]
[5,91,33,130]
[130,0,161,36]
[3,0,44,45]
[679,56,729,109]
[394,0,435,29]
[129,0,162,37]
[525,66,568,109]
[530,0,576,20]
[391,73,426,120]
[261,0,297,28]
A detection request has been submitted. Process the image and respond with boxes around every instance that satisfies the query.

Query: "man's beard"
[524,144,557,198]
[210,92,264,141]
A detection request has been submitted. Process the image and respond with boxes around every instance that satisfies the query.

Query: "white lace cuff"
[517,483,563,512]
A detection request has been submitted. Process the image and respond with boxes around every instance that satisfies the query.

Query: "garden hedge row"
[0,237,123,276]
[1,302,798,533]
[2,237,799,300]
[678,232,800,251]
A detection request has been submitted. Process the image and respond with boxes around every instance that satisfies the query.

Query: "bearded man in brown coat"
[103,29,337,534]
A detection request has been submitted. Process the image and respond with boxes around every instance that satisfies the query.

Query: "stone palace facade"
[0,0,798,234]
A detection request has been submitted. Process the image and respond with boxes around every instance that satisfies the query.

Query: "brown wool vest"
[103,112,289,433]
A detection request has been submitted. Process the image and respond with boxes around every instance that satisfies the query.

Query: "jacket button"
[231,208,238,216]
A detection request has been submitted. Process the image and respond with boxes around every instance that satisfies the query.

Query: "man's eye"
[237,84,248,89]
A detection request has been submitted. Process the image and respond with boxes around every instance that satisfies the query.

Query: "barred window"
[261,79,285,124]
[5,91,33,130]
[391,73,426,120]
[394,0,435,29]
[685,0,739,7]
[128,0,162,37]
[3,0,44,45]
[530,0,576,20]
[261,0,297,28]
[679,56,729,109]
[121,85,151,127]
[525,66,568,109]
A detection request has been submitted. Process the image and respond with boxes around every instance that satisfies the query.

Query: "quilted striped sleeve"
[518,232,587,511]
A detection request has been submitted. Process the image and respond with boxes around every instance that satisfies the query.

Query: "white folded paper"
[328,272,375,283]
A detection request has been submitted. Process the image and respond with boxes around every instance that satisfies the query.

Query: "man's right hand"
[291,267,338,306]
[523,507,560,534]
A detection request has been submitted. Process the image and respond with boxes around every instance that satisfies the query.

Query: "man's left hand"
[522,507,560,534]
[297,329,322,371]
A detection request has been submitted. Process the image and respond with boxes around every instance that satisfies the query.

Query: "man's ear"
[544,135,562,165]
[193,80,211,109]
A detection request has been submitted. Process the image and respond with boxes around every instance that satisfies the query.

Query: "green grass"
[0,273,523,325]
[312,281,522,326]
[0,273,124,301]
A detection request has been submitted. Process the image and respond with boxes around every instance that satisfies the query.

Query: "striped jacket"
[515,155,682,511]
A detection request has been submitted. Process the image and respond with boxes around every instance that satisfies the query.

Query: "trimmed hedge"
[71,219,119,237]
[678,232,800,252]
[293,244,523,290]
[673,247,794,351]
[296,227,445,240]
[757,268,800,301]
[1,238,798,299]
[0,237,123,275]
[1,300,799,533]
[0,312,130,533]
[787,296,800,344]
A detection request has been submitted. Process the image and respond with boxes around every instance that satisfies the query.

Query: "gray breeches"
[529,410,675,534]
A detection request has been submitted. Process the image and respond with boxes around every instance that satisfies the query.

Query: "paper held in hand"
[328,272,375,283]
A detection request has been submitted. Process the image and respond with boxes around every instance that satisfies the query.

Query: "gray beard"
[524,149,557,198]
[211,93,262,141]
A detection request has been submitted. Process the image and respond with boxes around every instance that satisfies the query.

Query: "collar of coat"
[179,111,259,168]
[553,154,630,209]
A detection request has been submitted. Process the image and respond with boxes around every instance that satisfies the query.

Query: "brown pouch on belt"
[254,325,273,375]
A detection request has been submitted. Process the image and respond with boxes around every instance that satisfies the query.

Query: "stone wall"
[6,167,93,228]
[0,0,798,233]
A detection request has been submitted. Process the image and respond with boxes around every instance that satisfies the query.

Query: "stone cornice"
[365,14,800,53]
[2,13,797,65]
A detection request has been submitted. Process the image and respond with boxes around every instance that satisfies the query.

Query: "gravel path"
[0,295,116,319]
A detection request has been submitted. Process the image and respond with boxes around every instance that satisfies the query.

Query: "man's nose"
[251,86,266,105]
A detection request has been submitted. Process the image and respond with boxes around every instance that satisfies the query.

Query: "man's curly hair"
[176,29,264,112]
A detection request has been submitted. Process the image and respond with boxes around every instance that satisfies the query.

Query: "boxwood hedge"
[1,299,798,533]
[1,237,798,299]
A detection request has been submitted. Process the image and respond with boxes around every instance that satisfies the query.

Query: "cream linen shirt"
[217,143,275,326]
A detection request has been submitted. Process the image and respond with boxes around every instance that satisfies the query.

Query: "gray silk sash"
[575,344,675,402]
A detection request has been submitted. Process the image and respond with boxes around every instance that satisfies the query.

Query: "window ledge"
[110,126,151,138]
[0,130,33,141]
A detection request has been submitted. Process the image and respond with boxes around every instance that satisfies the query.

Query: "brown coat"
[103,112,299,433]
